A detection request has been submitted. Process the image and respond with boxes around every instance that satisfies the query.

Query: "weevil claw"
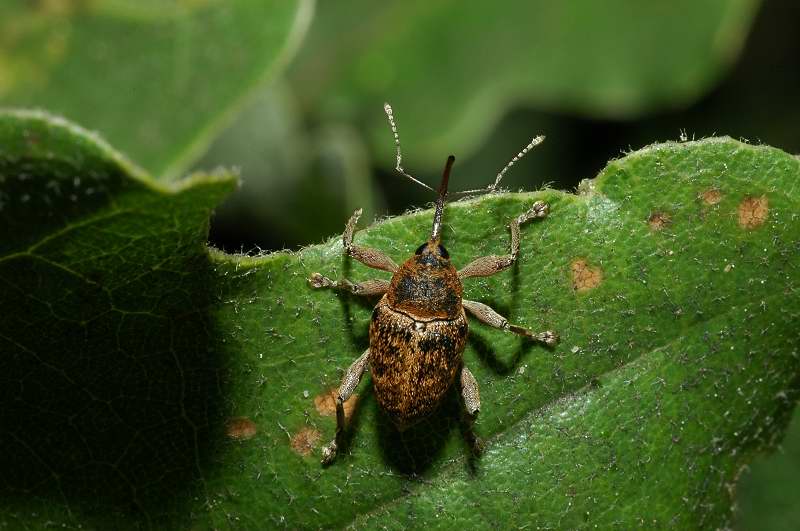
[539,330,558,346]
[321,440,338,465]
[309,273,332,289]
[471,436,486,456]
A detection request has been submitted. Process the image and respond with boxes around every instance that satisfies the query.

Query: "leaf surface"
[1,111,798,528]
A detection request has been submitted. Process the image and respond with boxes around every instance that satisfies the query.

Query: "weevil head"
[412,240,451,268]
[386,155,463,320]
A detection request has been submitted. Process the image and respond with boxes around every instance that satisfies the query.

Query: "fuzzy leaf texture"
[0,111,798,529]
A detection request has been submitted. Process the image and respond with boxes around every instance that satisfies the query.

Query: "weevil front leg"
[321,348,370,465]
[458,201,549,279]
[463,299,558,346]
[342,209,399,273]
[459,366,485,455]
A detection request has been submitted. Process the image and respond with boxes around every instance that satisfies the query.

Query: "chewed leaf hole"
[738,195,768,229]
[570,259,603,292]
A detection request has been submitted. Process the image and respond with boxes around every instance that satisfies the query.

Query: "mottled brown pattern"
[369,298,468,429]
[386,245,463,320]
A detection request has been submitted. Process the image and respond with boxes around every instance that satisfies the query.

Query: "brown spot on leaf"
[571,259,603,292]
[226,417,257,440]
[701,188,722,205]
[314,388,359,419]
[290,427,321,456]
[738,195,768,229]
[648,211,671,231]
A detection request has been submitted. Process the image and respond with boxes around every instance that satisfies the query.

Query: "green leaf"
[736,408,800,530]
[0,0,313,178]
[1,111,798,528]
[290,0,759,168]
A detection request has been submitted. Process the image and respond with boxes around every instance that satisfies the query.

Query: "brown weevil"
[309,104,557,465]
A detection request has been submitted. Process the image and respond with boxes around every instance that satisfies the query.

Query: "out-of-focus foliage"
[0,0,312,178]
[289,0,757,167]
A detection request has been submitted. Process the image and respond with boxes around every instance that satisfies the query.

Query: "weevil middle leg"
[463,299,557,346]
[321,348,370,465]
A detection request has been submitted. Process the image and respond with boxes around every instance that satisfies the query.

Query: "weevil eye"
[414,243,427,255]
[436,244,449,259]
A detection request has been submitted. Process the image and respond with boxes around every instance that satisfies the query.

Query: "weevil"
[309,105,557,465]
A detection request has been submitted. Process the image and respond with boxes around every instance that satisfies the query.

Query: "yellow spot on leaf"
[738,195,768,229]
[225,417,257,440]
[291,427,321,457]
[571,259,603,292]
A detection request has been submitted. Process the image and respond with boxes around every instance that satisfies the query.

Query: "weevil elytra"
[309,105,557,465]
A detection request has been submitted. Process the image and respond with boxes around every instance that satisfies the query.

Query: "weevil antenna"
[431,155,454,242]
[384,103,435,192]
[455,135,545,195]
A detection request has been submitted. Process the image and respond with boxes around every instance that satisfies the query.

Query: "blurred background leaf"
[0,0,313,179]
[289,0,757,167]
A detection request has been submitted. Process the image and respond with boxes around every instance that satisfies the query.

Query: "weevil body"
[309,108,557,465]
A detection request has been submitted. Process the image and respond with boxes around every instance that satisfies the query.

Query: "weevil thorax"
[386,156,463,320]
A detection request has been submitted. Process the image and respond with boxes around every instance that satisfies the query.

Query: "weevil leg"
[458,201,549,279]
[460,366,481,416]
[308,275,389,297]
[342,209,399,273]
[459,366,485,455]
[321,348,370,465]
[463,299,558,346]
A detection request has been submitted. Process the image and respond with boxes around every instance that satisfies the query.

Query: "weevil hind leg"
[459,366,485,456]
[463,299,557,346]
[321,348,370,466]
[458,201,549,279]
